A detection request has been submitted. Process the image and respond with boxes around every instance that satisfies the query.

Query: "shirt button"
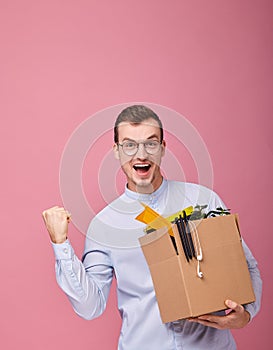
[63,248,68,254]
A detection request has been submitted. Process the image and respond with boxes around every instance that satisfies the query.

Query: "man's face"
[113,118,166,194]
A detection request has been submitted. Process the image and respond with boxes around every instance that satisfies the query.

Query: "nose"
[135,143,148,159]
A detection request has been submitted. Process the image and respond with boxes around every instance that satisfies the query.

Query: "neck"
[128,176,163,194]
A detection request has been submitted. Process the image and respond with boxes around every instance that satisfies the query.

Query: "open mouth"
[133,164,151,174]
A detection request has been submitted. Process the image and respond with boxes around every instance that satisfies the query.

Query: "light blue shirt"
[52,180,262,350]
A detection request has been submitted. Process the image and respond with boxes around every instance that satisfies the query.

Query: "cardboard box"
[139,214,255,323]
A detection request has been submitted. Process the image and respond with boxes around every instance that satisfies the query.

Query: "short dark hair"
[114,105,163,143]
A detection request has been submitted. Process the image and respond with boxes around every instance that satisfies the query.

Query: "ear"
[113,143,120,160]
[161,140,166,157]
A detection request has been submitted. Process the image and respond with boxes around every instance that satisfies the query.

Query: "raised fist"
[42,206,71,244]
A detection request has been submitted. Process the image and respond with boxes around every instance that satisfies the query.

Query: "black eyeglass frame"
[117,139,163,156]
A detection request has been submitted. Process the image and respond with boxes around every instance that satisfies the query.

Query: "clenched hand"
[42,206,71,244]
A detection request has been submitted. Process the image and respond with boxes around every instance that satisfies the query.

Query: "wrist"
[244,310,251,324]
[51,236,67,244]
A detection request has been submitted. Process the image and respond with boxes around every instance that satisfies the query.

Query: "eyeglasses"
[118,139,162,156]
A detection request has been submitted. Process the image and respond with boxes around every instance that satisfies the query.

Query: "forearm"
[52,240,110,320]
[242,240,262,320]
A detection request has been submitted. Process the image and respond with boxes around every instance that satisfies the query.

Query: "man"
[43,105,262,350]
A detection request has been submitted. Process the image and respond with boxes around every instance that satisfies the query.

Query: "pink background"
[1,1,272,349]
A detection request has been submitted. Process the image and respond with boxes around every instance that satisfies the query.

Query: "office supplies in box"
[138,210,255,323]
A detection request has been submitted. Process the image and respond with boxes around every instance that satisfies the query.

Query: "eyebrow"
[121,134,160,142]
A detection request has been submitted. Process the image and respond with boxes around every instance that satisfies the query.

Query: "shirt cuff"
[243,303,255,322]
[51,239,75,260]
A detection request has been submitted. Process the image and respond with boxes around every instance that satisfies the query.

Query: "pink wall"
[1,0,272,349]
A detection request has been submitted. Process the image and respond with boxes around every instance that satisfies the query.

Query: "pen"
[176,217,189,262]
[170,235,178,255]
[184,211,196,259]
[180,214,192,260]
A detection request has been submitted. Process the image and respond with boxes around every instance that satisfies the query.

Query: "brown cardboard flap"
[139,214,255,323]
[149,256,191,321]
[139,226,177,265]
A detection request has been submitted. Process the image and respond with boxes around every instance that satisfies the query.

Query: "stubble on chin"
[130,173,162,194]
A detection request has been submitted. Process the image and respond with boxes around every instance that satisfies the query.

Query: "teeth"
[133,164,151,171]
[135,164,149,168]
